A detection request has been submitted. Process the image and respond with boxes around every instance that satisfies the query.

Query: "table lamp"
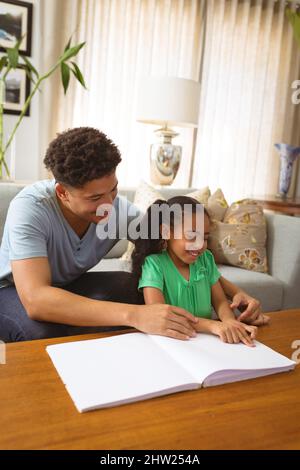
[136,76,200,185]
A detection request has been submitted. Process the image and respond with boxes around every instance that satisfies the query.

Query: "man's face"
[56,172,118,224]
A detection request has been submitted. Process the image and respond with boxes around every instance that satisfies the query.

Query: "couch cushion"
[103,239,129,259]
[264,212,300,309]
[206,188,228,221]
[0,183,26,242]
[209,220,268,273]
[89,258,132,272]
[208,199,268,274]
[218,265,283,312]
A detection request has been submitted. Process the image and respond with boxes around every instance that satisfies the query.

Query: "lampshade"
[136,76,200,128]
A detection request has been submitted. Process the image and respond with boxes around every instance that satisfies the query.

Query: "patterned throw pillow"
[208,199,268,273]
[121,182,211,261]
[206,188,228,221]
[186,187,211,204]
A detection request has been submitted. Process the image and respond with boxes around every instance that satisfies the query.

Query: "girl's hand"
[211,319,258,347]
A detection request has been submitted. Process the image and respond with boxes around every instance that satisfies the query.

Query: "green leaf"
[22,56,39,79]
[21,65,37,87]
[0,56,8,72]
[7,47,19,68]
[59,42,86,63]
[286,9,300,48]
[294,16,300,47]
[5,33,26,69]
[70,61,87,88]
[286,8,294,23]
[64,36,72,52]
[61,62,70,94]
[13,34,25,52]
[24,66,33,83]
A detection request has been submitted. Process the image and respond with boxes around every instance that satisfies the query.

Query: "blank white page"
[46,332,197,412]
[151,333,295,383]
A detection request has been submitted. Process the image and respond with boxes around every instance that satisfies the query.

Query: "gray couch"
[1,182,300,312]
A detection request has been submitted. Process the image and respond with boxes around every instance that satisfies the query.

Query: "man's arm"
[219,276,243,299]
[12,258,198,339]
[219,276,263,323]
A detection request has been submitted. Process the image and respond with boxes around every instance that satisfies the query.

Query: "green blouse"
[138,250,221,318]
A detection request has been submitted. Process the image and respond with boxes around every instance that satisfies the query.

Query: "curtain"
[192,0,300,201]
[39,0,204,186]
[40,0,300,199]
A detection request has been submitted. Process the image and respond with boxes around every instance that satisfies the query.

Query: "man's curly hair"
[43,127,122,187]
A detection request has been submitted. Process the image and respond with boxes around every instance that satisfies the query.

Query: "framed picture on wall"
[0,0,33,56]
[3,65,30,115]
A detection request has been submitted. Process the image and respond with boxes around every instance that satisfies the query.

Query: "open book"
[46,332,295,412]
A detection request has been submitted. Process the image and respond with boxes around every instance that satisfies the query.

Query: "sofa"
[1,182,300,312]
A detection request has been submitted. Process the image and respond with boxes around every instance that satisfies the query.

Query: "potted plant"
[0,36,86,179]
[286,8,300,47]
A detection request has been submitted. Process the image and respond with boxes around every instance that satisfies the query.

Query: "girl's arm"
[143,284,256,345]
[142,287,198,339]
[211,280,237,321]
[211,280,257,346]
[143,287,166,305]
[143,287,221,336]
[143,287,255,341]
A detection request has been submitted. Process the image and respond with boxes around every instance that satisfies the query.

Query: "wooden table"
[248,195,300,216]
[0,310,299,450]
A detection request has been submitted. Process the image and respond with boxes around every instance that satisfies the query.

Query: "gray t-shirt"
[0,180,140,288]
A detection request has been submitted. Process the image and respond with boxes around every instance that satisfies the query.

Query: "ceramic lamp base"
[149,127,181,186]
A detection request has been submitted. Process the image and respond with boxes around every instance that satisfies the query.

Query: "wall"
[3,0,40,182]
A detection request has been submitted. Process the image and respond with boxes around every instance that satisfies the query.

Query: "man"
[0,127,264,342]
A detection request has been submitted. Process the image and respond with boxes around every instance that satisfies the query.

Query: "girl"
[132,196,261,346]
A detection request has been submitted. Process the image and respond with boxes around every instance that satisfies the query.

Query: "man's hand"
[133,304,199,340]
[211,318,258,347]
[248,314,270,326]
[230,292,270,325]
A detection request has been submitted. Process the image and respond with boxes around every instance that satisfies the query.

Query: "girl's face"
[167,213,210,266]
